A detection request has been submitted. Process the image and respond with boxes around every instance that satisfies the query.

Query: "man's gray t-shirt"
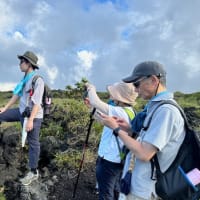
[19,75,44,119]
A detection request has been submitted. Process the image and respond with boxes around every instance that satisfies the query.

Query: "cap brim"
[122,75,140,83]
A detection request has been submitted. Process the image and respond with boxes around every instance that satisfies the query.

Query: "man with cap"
[84,82,137,200]
[101,61,185,199]
[0,51,44,186]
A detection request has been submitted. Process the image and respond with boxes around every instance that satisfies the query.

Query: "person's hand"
[0,107,6,113]
[84,97,91,108]
[116,118,131,132]
[101,115,132,132]
[26,118,34,132]
[100,114,119,130]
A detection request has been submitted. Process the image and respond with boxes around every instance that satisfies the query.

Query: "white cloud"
[77,50,97,70]
[38,54,58,85]
[0,1,16,32]
[0,82,16,91]
[183,53,200,78]
[73,50,97,82]
[13,31,24,40]
[128,12,153,27]
[46,66,59,85]
[34,1,51,16]
[0,0,200,93]
[159,21,173,40]
[172,41,200,75]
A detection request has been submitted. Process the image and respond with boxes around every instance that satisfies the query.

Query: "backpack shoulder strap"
[143,100,189,131]
[32,75,43,90]
[148,100,190,179]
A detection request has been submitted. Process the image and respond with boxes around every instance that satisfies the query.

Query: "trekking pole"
[72,107,96,198]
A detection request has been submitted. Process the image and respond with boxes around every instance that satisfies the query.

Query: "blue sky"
[0,0,200,93]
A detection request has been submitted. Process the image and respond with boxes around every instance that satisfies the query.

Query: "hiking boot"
[20,170,39,186]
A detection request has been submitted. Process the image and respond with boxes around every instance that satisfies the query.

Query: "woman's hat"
[17,51,39,69]
[107,82,138,105]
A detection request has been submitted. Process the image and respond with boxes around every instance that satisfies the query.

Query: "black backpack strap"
[114,135,123,160]
[150,159,156,180]
[144,100,190,131]
[145,100,189,180]
[32,75,43,91]
[31,75,46,107]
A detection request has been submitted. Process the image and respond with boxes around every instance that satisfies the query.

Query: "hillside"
[0,88,200,200]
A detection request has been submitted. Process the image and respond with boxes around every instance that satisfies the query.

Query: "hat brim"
[17,55,39,69]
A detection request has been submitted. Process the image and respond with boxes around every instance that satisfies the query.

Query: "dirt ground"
[48,165,98,200]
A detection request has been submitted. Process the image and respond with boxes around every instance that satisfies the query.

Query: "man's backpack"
[31,75,52,117]
[145,100,200,200]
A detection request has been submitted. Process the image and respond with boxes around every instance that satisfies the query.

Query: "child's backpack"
[145,100,200,200]
[31,75,52,117]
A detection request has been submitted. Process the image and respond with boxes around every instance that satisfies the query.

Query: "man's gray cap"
[123,61,166,83]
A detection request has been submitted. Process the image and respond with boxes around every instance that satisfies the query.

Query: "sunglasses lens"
[133,76,149,88]
[133,82,140,88]
[20,59,26,65]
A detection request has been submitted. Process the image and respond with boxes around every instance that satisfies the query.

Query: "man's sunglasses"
[133,76,150,88]
[20,59,28,65]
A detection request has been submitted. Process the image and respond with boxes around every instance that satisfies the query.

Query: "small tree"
[65,78,89,98]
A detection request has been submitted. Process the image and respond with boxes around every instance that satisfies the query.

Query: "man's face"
[19,59,30,72]
[133,76,159,100]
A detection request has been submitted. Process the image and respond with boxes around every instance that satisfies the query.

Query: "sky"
[0,0,200,93]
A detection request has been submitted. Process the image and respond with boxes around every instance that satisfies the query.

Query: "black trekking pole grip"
[72,108,96,198]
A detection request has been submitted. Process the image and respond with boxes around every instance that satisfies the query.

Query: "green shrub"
[0,187,6,200]
[55,148,95,170]
[1,88,200,174]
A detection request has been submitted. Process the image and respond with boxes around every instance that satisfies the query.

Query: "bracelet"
[113,127,121,137]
